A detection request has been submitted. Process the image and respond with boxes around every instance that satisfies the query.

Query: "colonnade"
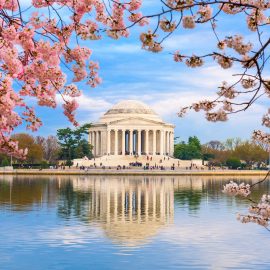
[88,177,174,225]
[89,129,174,157]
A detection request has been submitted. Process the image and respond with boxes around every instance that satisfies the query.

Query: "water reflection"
[0,175,266,247]
[72,177,175,246]
[0,175,59,211]
[2,175,270,269]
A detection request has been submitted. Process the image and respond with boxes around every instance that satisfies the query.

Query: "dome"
[98,100,163,123]
[105,100,156,115]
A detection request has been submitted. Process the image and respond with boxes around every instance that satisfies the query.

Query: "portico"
[89,100,175,157]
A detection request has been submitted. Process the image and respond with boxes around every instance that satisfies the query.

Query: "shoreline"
[0,169,268,176]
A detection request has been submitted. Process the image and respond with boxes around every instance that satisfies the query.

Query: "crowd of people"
[12,157,207,171]
[75,162,207,171]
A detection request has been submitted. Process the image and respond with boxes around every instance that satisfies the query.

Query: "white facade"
[89,100,175,157]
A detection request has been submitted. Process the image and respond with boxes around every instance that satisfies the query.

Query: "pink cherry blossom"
[223,181,251,197]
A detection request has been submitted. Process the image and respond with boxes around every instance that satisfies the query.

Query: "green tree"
[1,158,9,166]
[226,157,242,169]
[57,127,76,161]
[188,136,201,151]
[202,152,215,161]
[174,136,202,160]
[57,123,92,161]
[74,139,93,158]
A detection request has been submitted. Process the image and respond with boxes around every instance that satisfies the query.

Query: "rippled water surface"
[1,175,270,270]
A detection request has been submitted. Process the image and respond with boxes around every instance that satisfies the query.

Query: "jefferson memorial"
[89,100,175,157]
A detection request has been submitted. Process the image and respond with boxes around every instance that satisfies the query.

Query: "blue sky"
[16,0,269,143]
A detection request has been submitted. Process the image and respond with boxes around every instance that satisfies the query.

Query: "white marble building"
[89,100,175,157]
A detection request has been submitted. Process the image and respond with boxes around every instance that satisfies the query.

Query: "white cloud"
[56,93,112,112]
[163,30,217,52]
[93,43,142,54]
[76,95,112,112]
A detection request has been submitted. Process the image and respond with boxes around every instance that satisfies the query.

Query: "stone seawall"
[0,169,268,176]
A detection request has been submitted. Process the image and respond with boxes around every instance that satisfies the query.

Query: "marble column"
[160,130,164,156]
[153,130,156,155]
[89,132,92,145]
[107,130,110,155]
[122,130,125,155]
[114,130,118,155]
[96,131,100,156]
[137,130,141,155]
[166,131,170,155]
[129,129,133,155]
[145,130,149,155]
[101,131,106,156]
[88,131,91,144]
[93,131,96,156]
[170,132,174,156]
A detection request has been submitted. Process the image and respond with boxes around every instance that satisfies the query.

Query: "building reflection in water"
[0,175,233,246]
[72,177,175,246]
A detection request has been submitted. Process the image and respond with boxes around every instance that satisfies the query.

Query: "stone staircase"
[73,155,201,169]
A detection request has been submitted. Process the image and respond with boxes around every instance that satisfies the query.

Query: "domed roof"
[105,100,156,115]
[98,100,163,123]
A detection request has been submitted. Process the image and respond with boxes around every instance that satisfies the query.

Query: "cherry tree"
[0,0,141,158]
[1,0,270,161]
[223,173,270,228]
[135,2,270,144]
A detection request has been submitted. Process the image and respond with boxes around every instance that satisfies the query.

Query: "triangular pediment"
[108,117,166,126]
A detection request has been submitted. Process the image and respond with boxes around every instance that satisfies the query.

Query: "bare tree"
[224,138,243,151]
[43,136,60,163]
[205,140,225,151]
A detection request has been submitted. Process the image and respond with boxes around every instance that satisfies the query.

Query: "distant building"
[89,100,175,157]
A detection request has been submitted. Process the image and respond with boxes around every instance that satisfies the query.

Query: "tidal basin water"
[1,175,270,270]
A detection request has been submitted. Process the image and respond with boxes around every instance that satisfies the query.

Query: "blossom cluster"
[167,0,194,10]
[262,112,270,128]
[237,214,268,227]
[87,62,102,87]
[159,19,176,32]
[0,0,144,157]
[237,194,270,227]
[22,107,42,132]
[173,51,184,62]
[214,55,233,69]
[217,82,237,99]
[264,81,270,97]
[252,130,270,145]
[206,110,228,122]
[197,5,213,22]
[192,101,216,112]
[63,100,79,126]
[241,78,256,89]
[218,35,253,55]
[223,181,251,197]
[140,31,163,52]
[63,84,81,97]
[182,16,196,29]
[185,55,204,67]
